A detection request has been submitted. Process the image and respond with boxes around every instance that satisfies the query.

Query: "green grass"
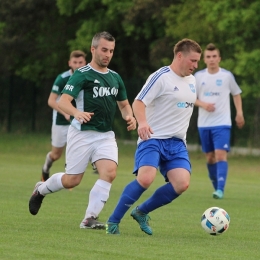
[0,133,259,260]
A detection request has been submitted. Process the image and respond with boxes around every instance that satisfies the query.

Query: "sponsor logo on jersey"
[93,86,118,98]
[203,91,220,96]
[189,84,196,93]
[177,102,194,108]
[64,84,74,91]
[94,79,100,83]
[216,79,222,86]
[173,86,179,91]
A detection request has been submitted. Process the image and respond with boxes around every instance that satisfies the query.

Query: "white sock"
[38,172,65,196]
[43,152,53,172]
[84,179,112,219]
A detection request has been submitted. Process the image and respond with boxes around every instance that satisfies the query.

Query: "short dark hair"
[91,31,115,48]
[70,50,86,59]
[174,38,202,56]
[205,43,220,55]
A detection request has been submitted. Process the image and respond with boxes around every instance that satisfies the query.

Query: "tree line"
[0,0,259,147]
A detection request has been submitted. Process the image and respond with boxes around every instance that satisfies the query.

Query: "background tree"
[0,0,82,131]
[0,0,83,82]
[0,0,259,146]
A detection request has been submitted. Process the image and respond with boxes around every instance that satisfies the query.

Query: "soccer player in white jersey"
[29,32,136,229]
[106,39,202,235]
[194,43,245,199]
[41,50,86,181]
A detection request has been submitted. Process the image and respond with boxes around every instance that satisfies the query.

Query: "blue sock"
[138,183,179,214]
[108,180,146,223]
[216,161,228,192]
[207,163,217,190]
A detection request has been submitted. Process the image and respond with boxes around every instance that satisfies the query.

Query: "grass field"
[0,133,259,260]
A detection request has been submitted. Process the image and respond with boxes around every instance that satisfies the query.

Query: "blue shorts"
[198,127,231,153]
[133,138,191,182]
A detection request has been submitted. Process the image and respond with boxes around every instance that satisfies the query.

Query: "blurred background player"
[194,43,245,199]
[41,50,87,181]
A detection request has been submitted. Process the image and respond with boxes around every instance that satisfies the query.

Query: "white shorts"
[51,124,69,147]
[65,126,118,174]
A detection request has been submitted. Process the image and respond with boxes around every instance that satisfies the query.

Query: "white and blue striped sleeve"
[135,66,170,106]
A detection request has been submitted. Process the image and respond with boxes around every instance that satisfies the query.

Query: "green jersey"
[62,64,128,132]
[51,70,72,125]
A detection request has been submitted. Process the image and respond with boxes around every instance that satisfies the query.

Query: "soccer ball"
[201,207,230,235]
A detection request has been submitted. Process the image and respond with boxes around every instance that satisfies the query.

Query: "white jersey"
[194,68,242,128]
[135,66,196,143]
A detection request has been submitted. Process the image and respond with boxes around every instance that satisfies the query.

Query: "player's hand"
[64,114,71,121]
[204,103,215,112]
[235,114,245,129]
[137,122,153,140]
[74,111,94,124]
[125,116,136,131]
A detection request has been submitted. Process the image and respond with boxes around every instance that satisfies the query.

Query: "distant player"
[194,43,245,199]
[41,50,86,181]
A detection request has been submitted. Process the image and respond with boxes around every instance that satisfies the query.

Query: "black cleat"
[29,182,45,215]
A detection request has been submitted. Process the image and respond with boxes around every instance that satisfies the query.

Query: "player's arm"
[232,94,245,129]
[58,94,93,124]
[132,99,153,140]
[48,92,70,121]
[117,100,136,131]
[195,99,215,112]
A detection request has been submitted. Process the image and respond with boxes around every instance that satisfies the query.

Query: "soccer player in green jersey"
[41,50,87,181]
[29,31,136,229]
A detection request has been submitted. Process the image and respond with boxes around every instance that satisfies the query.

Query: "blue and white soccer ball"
[201,207,230,235]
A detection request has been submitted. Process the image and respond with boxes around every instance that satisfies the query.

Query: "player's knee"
[206,152,215,164]
[52,155,61,161]
[182,182,190,192]
[50,148,64,161]
[137,176,153,189]
[175,181,189,194]
[49,152,61,161]
[216,154,228,162]
[99,169,117,183]
[62,174,82,188]
[108,171,116,182]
